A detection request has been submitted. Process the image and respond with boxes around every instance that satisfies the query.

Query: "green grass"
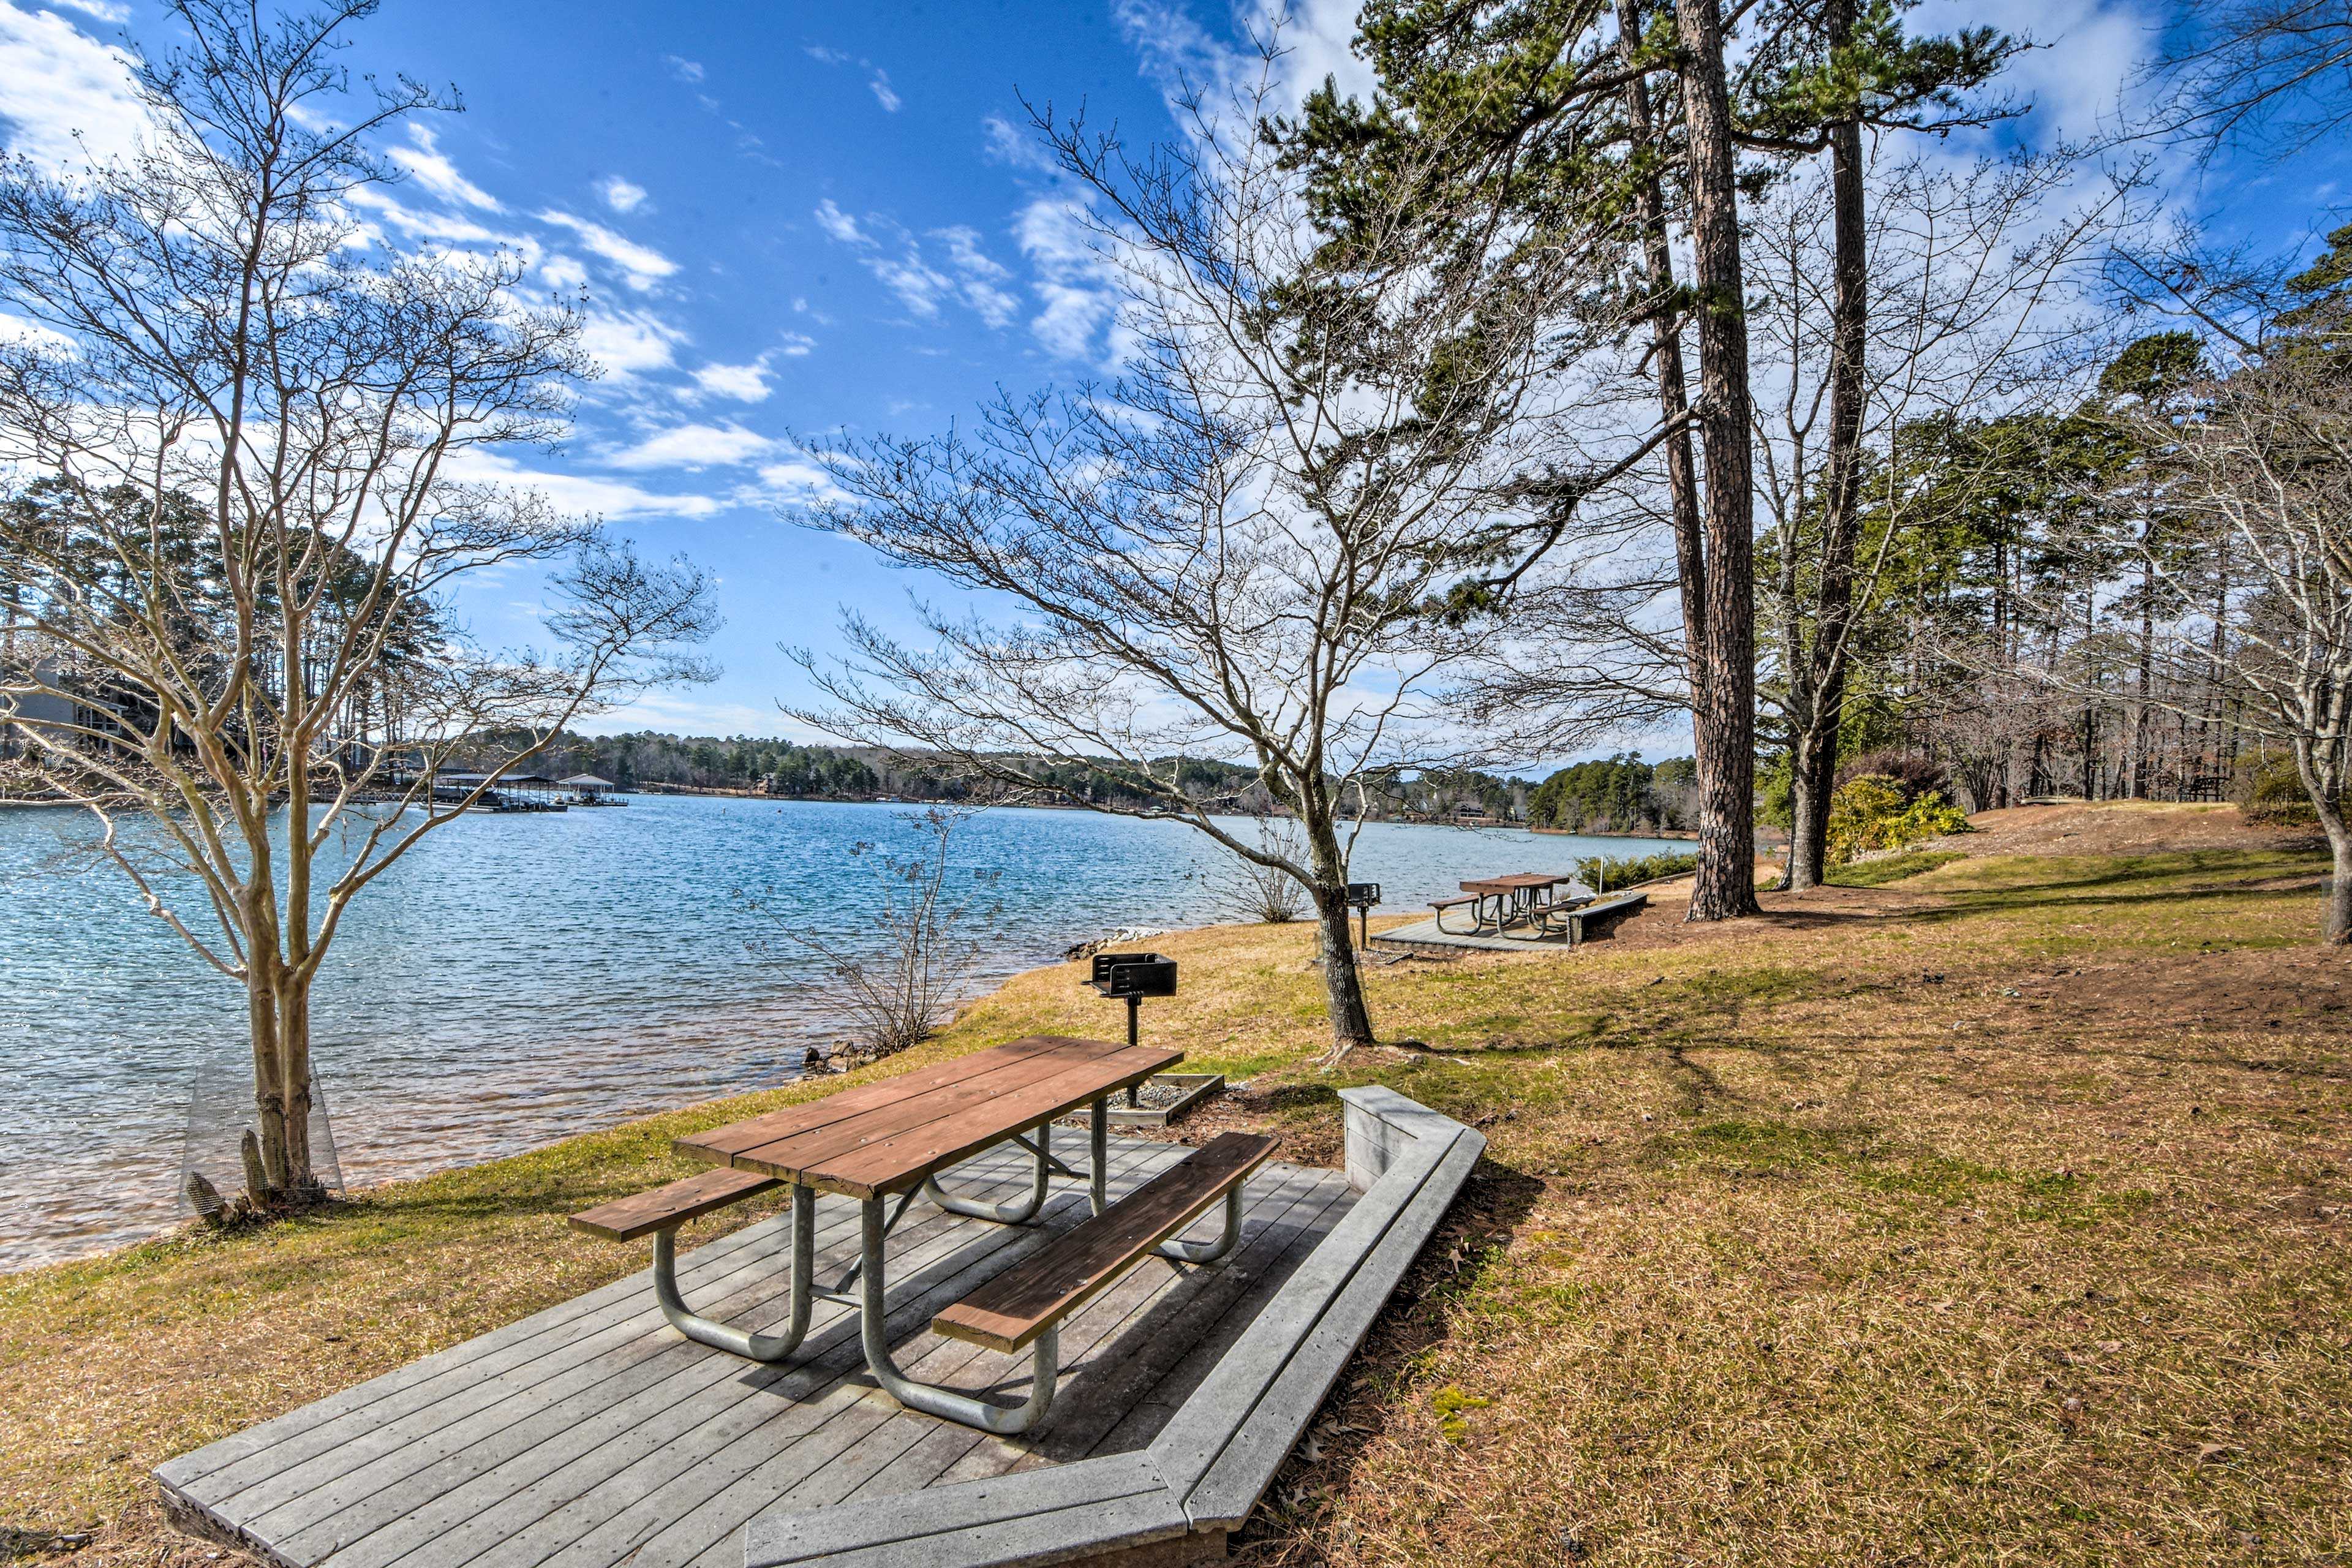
[1827,850,1967,885]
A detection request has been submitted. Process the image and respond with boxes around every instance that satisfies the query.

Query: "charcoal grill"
[1087,952,1178,1106]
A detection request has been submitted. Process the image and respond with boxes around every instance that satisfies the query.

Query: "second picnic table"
[1446,872,1583,936]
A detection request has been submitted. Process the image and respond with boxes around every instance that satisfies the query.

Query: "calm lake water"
[0,795,1686,1269]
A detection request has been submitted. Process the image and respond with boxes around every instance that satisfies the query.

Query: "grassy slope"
[2,821,2348,1565]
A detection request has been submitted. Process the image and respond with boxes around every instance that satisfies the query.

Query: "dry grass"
[2,804,2347,1566]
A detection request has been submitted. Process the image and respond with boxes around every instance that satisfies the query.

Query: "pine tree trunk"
[1675,0,1761,921]
[1785,0,1866,894]
[1616,0,1707,704]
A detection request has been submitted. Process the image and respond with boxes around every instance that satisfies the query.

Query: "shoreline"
[0,919,1184,1277]
[1531,824,1699,840]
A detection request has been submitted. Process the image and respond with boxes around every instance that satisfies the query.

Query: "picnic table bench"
[1528,888,1649,945]
[571,1035,1273,1436]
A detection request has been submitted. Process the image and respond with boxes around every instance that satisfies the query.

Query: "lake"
[0,795,1688,1269]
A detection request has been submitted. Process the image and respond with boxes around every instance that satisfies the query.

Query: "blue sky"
[2,0,2347,761]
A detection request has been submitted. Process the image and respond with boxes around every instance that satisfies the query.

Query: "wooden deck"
[157,1136,1358,1568]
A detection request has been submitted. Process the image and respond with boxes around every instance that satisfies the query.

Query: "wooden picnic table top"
[674,1035,1182,1200]
[1460,872,1575,895]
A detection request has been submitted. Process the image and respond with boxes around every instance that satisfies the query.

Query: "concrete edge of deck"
[741,1087,1485,1568]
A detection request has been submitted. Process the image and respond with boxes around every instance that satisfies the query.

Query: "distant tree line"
[455,729,1541,822]
[1526,755,1699,834]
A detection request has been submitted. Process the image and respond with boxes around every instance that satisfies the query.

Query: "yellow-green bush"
[2242,753,2321,825]
[1826,775,1971,864]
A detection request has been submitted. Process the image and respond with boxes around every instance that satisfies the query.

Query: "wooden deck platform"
[157,1136,1358,1568]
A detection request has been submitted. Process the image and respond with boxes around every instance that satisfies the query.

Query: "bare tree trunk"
[1675,0,1762,920]
[2295,736,2352,944]
[242,881,288,1196]
[2133,552,2155,797]
[1302,807,1376,1055]
[2323,826,2352,946]
[277,970,317,1195]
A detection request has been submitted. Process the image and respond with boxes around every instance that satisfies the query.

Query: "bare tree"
[1196,815,1311,924]
[2147,0,2352,153]
[745,807,1001,1060]
[0,1,717,1199]
[2104,336,2352,938]
[785,72,1582,1060]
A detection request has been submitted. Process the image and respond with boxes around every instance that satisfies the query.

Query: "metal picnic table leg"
[922,1118,1051,1224]
[857,1194,1059,1434]
[1091,1093,1108,1215]
[1154,1181,1246,1263]
[650,1182,813,1363]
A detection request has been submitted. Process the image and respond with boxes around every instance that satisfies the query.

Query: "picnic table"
[573,1033,1273,1437]
[1436,872,1591,938]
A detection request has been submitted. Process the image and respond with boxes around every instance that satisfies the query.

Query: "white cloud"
[540,254,589,290]
[578,309,687,376]
[50,0,128,20]
[665,55,704,83]
[778,331,815,356]
[597,175,648,214]
[803,44,851,66]
[445,447,720,520]
[979,112,1054,172]
[868,247,953,317]
[344,184,537,261]
[0,307,73,350]
[813,198,866,245]
[538,209,679,290]
[1014,196,1123,362]
[815,202,1019,328]
[0,1,146,170]
[869,70,901,113]
[750,455,843,502]
[933,225,1010,282]
[388,122,502,211]
[933,225,1018,326]
[690,358,774,402]
[607,421,774,470]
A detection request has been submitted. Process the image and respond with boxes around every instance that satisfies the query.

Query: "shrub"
[1199,816,1311,923]
[1826,775,1970,864]
[1576,850,1701,890]
[2241,753,2322,825]
[1833,748,1949,801]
